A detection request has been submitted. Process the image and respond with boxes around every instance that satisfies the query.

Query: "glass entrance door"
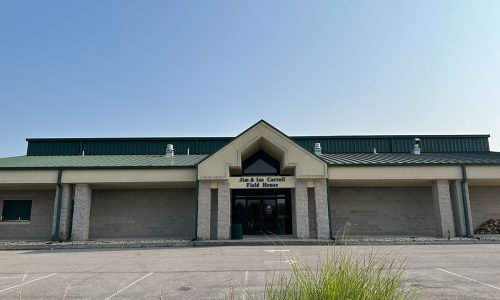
[247,199,262,234]
[262,199,277,234]
[232,189,292,235]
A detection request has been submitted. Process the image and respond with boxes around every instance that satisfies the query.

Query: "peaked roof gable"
[197,120,327,180]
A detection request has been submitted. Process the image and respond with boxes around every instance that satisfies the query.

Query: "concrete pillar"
[210,189,218,240]
[217,181,231,240]
[314,179,330,239]
[295,179,309,239]
[450,180,474,237]
[71,184,92,241]
[308,188,317,238]
[197,181,211,240]
[52,184,73,241]
[432,180,455,238]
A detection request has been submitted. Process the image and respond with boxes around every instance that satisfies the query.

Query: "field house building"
[1,120,500,241]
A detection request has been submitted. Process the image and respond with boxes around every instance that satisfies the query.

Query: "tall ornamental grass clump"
[264,246,416,300]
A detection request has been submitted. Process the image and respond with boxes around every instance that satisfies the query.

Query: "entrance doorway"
[232,189,292,235]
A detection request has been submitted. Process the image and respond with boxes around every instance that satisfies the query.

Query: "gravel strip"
[0,239,193,250]
[2,235,500,250]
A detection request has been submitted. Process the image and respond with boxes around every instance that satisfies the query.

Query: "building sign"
[229,176,296,189]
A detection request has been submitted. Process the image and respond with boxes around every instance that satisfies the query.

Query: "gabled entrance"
[196,120,329,240]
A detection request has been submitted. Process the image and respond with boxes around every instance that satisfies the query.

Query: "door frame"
[231,189,292,235]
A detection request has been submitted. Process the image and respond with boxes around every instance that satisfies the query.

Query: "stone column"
[71,184,92,241]
[217,181,231,240]
[52,184,73,241]
[314,179,330,239]
[295,179,309,239]
[197,180,211,240]
[432,180,455,238]
[450,180,474,237]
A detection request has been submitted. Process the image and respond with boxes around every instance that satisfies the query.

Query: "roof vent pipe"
[166,144,174,157]
[373,148,377,154]
[314,143,322,155]
[412,138,421,155]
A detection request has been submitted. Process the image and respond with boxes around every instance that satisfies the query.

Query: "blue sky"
[1,1,499,156]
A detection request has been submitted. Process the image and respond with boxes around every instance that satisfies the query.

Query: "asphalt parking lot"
[0,244,499,299]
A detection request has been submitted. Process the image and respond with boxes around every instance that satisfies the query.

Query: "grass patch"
[264,246,416,300]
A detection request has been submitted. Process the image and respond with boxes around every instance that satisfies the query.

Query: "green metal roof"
[319,152,500,166]
[26,138,229,156]
[293,135,490,154]
[0,155,207,170]
[26,134,490,156]
[3,119,496,169]
[2,152,500,169]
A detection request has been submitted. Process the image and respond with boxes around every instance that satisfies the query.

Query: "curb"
[193,239,500,247]
[193,239,333,247]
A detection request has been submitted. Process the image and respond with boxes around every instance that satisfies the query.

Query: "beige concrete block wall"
[330,187,437,236]
[0,190,55,240]
[469,186,500,230]
[89,188,196,239]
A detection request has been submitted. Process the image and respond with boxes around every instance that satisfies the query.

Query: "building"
[1,120,500,241]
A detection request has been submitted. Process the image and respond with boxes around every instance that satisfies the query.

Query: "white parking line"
[264,260,295,265]
[0,273,58,293]
[436,268,500,291]
[244,271,249,285]
[265,249,290,253]
[104,272,154,300]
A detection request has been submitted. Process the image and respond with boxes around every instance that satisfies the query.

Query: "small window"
[1,200,32,221]
[242,150,280,176]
